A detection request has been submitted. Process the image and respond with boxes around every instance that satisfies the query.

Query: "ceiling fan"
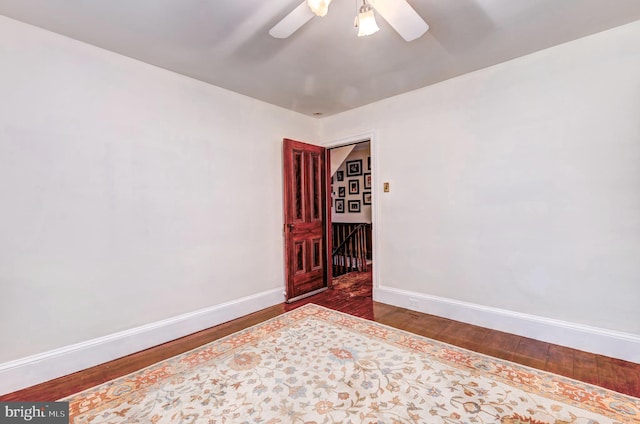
[269,0,429,42]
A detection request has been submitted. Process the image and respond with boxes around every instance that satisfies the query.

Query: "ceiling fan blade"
[269,1,315,39]
[368,0,429,42]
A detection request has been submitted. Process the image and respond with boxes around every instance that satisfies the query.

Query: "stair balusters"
[332,223,372,277]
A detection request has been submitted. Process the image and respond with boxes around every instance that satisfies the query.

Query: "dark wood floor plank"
[477,330,520,362]
[573,350,601,387]
[596,355,629,395]
[545,344,575,378]
[2,271,639,402]
[433,321,490,353]
[513,337,551,370]
[617,358,640,396]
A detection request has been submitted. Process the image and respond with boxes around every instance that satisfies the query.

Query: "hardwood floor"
[2,271,638,401]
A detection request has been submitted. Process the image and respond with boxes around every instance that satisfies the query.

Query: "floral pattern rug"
[63,304,640,423]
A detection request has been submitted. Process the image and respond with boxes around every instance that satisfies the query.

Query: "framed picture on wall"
[336,171,344,181]
[335,199,345,213]
[346,160,362,176]
[338,186,346,197]
[367,156,371,170]
[348,179,360,194]
[363,192,372,205]
[348,200,361,213]
[363,173,371,189]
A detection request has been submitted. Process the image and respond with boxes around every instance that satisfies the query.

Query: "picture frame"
[346,159,362,177]
[348,179,360,195]
[348,200,361,213]
[338,186,346,198]
[367,156,371,170]
[336,171,344,181]
[363,173,371,190]
[335,199,345,213]
[363,192,372,205]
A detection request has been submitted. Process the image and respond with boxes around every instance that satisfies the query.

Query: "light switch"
[383,182,390,192]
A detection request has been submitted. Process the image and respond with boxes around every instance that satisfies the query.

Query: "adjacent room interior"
[0,0,639,420]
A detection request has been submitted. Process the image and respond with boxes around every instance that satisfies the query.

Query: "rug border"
[60,306,295,401]
[305,305,640,423]
[62,303,640,423]
[314,305,640,398]
[62,303,640,402]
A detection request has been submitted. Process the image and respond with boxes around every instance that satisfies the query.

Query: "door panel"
[283,139,330,301]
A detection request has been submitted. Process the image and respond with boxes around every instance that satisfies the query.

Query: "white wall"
[1,14,639,391]
[0,15,316,367]
[329,144,355,178]
[319,22,640,342]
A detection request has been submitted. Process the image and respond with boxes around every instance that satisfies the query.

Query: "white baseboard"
[0,288,285,396]
[4,285,638,396]
[374,285,640,364]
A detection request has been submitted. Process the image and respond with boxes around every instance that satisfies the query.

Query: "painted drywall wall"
[0,16,316,363]
[329,145,355,178]
[318,21,640,336]
[331,147,372,223]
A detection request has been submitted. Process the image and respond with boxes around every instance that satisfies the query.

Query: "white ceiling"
[1,0,639,117]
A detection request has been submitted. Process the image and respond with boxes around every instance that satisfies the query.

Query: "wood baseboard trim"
[0,288,284,395]
[374,286,640,364]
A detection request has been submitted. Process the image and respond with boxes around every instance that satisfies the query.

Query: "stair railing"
[332,223,371,277]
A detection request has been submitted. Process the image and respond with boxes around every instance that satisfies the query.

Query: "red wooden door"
[283,138,331,302]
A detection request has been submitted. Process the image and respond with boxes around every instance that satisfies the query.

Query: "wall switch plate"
[383,182,390,192]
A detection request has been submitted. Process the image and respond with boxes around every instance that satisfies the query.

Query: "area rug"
[63,304,640,423]
[332,270,372,298]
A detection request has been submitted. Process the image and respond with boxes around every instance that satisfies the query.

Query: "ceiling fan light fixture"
[357,1,380,37]
[307,0,332,17]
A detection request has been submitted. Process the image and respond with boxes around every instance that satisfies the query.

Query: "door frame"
[322,131,379,298]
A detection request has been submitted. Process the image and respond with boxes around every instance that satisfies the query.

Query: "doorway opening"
[328,140,373,299]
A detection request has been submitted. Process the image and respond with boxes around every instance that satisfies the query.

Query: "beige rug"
[63,304,640,423]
